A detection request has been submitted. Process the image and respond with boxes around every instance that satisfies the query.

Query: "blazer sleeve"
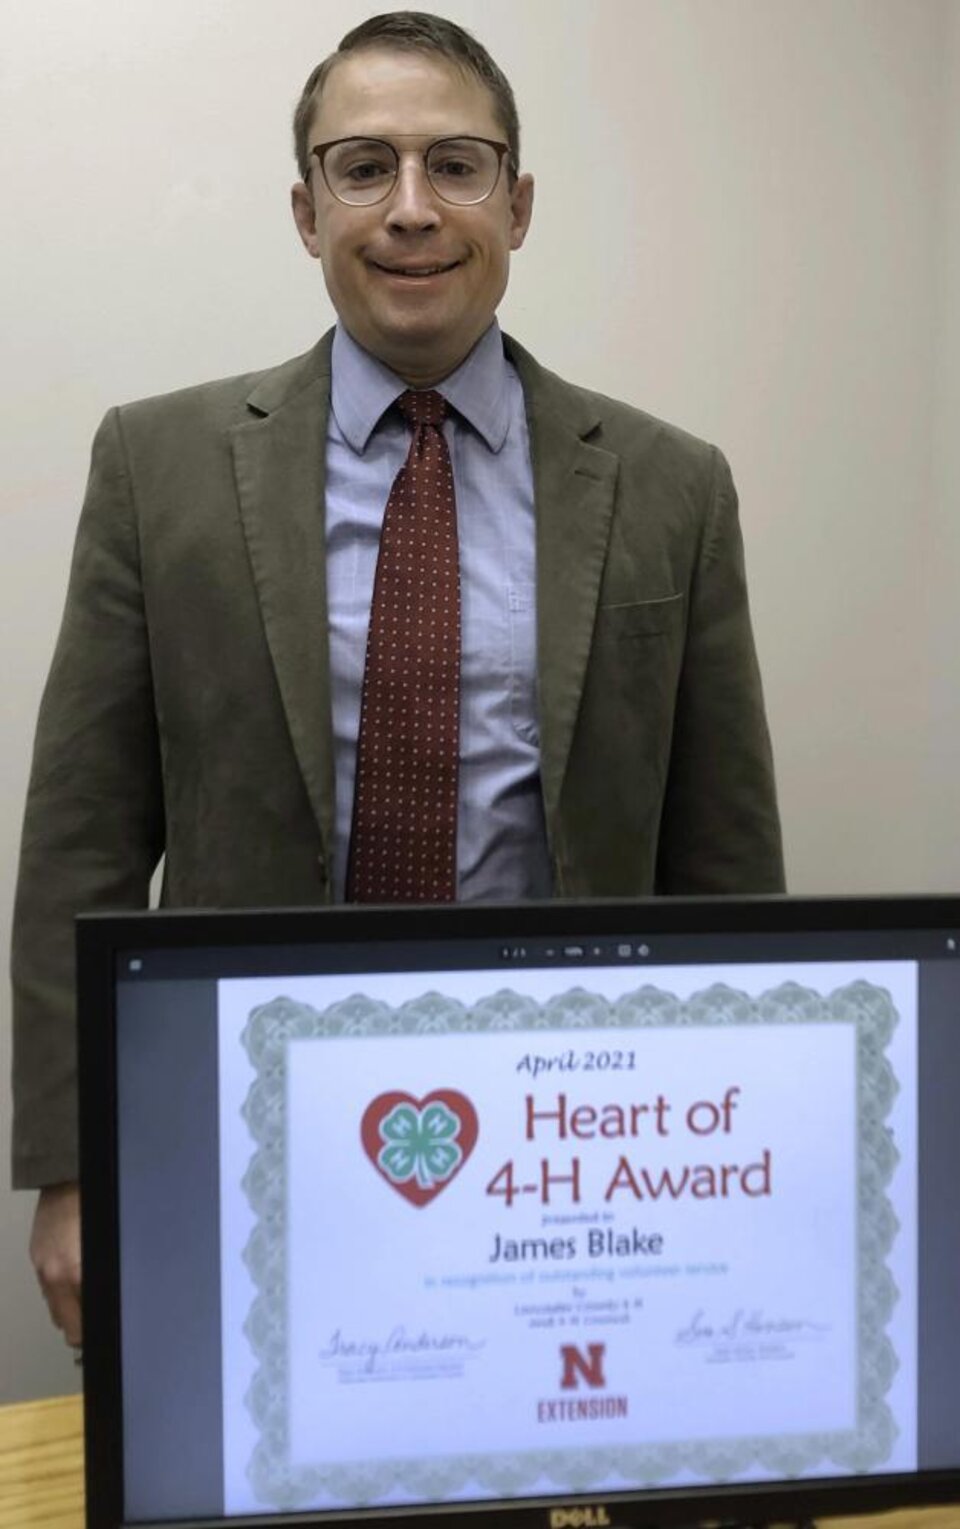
[11,408,165,1188]
[654,447,785,894]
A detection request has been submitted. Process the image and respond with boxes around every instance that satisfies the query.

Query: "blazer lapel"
[506,337,620,828]
[231,335,337,864]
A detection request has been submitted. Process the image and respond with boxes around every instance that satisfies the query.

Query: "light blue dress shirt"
[325,322,553,902]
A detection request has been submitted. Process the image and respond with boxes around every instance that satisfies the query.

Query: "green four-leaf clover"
[378,1101,463,1190]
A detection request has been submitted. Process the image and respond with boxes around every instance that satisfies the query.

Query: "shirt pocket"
[507,582,540,746]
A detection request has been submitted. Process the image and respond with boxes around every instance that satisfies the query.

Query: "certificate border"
[238,979,900,1508]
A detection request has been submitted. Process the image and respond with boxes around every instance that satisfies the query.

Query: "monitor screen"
[77,897,960,1528]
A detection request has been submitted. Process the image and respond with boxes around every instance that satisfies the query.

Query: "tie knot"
[397,389,447,429]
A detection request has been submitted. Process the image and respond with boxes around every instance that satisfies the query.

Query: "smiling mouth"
[371,259,461,278]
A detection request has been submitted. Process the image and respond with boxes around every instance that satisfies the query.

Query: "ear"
[291,181,322,258]
[508,172,534,252]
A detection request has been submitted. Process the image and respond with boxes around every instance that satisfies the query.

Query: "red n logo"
[559,1343,606,1390]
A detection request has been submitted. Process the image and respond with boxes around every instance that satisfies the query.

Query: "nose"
[384,155,442,233]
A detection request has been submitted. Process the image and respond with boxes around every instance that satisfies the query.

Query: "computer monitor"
[77,895,960,1528]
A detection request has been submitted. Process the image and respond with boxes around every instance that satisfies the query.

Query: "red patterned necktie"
[346,389,461,902]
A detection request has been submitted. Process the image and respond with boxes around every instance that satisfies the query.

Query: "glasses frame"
[309,134,516,207]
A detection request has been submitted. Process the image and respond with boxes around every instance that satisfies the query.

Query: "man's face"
[291,47,534,386]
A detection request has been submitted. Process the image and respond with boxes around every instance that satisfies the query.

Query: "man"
[12,12,784,1348]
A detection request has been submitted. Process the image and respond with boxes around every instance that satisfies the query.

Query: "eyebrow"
[313,132,490,147]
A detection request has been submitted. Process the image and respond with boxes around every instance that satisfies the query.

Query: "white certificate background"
[218,960,918,1514]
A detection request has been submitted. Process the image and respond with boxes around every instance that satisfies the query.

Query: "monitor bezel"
[77,893,960,1529]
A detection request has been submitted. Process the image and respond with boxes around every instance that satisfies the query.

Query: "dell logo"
[548,1507,612,1528]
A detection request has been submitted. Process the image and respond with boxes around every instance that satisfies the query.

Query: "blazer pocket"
[598,592,686,638]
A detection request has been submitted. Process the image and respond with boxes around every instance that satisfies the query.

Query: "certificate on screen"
[217,961,918,1514]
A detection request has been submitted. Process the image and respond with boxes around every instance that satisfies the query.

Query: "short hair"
[292,11,521,181]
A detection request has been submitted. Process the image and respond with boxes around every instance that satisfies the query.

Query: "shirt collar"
[330,321,512,453]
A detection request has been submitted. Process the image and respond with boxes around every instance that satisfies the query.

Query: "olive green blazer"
[11,331,783,1187]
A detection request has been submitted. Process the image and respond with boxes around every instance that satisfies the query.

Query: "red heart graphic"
[361,1090,479,1207]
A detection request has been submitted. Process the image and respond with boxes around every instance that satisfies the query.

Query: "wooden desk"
[0,1394,84,1528]
[2,1392,959,1529]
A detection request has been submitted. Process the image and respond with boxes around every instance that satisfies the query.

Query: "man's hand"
[30,1182,82,1347]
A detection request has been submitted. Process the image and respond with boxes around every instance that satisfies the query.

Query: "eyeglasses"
[310,135,515,207]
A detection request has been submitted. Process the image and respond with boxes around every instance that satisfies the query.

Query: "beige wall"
[1,0,958,1400]
[931,2,960,876]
